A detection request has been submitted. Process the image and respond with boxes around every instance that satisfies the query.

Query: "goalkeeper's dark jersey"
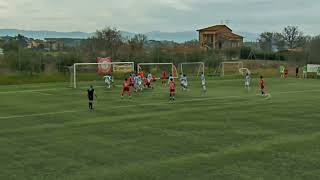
[87,88,94,101]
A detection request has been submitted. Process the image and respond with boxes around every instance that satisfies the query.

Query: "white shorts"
[183,82,188,87]
[245,81,250,86]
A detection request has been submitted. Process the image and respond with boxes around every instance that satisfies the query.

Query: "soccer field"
[1,78,320,180]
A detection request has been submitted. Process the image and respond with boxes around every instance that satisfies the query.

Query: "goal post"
[221,61,244,77]
[180,62,205,77]
[137,63,178,79]
[71,62,134,88]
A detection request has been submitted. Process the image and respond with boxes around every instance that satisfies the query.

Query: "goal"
[137,63,178,79]
[220,61,245,77]
[180,62,205,77]
[71,62,134,88]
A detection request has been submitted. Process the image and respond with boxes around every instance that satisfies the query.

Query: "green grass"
[0,74,69,85]
[1,78,320,180]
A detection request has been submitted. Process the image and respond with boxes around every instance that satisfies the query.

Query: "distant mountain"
[0,29,259,43]
[0,29,94,39]
[144,31,198,43]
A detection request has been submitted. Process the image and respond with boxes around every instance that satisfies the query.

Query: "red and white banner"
[97,57,112,74]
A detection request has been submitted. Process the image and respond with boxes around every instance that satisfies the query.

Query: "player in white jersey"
[245,73,251,89]
[179,73,184,88]
[168,74,173,84]
[181,74,188,91]
[103,74,113,88]
[200,73,206,95]
[134,74,143,92]
[146,72,153,89]
[147,72,152,81]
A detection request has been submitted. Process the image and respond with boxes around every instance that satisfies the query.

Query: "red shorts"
[261,86,264,90]
[170,89,175,93]
[130,83,134,87]
[123,87,130,91]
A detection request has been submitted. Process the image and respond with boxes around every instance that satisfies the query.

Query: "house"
[28,39,47,49]
[197,25,244,50]
[45,39,65,51]
[45,38,82,49]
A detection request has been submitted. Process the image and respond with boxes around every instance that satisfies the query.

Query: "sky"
[0,0,319,35]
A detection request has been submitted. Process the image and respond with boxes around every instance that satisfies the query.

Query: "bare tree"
[282,26,305,49]
[128,34,147,50]
[259,32,274,52]
[93,27,123,58]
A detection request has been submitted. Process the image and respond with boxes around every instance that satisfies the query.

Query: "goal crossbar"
[73,62,134,88]
[137,63,178,78]
[221,61,244,77]
[180,62,205,76]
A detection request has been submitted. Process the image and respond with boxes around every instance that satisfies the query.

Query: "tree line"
[0,26,320,75]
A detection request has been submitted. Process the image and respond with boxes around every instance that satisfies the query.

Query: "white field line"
[0,87,69,94]
[1,89,320,120]
[32,92,54,96]
[0,110,78,120]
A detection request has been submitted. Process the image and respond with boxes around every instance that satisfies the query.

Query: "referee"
[87,85,97,111]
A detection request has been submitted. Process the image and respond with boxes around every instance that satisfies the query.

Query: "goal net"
[180,62,205,77]
[220,61,245,77]
[137,63,178,79]
[70,62,134,88]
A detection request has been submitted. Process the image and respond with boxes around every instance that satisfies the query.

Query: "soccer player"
[147,72,152,81]
[245,73,251,89]
[280,65,285,78]
[168,74,173,84]
[284,67,289,78]
[260,76,265,95]
[146,72,153,89]
[181,74,188,91]
[169,78,176,101]
[121,78,131,98]
[139,71,145,79]
[103,74,113,89]
[129,73,135,91]
[134,73,143,92]
[152,74,157,82]
[200,73,206,95]
[87,85,97,111]
[162,70,167,86]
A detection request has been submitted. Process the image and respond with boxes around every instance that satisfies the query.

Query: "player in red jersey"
[169,78,176,101]
[121,78,131,98]
[129,74,134,87]
[152,75,157,82]
[260,76,265,95]
[139,71,145,79]
[162,70,167,86]
[284,68,289,78]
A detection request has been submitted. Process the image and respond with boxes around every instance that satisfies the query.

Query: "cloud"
[0,0,319,35]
